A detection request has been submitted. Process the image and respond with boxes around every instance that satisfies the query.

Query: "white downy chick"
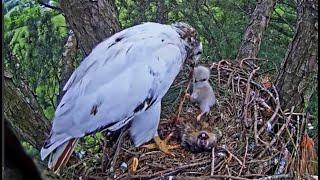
[189,65,216,121]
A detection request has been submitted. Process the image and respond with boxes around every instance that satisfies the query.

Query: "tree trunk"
[60,0,121,55]
[276,0,318,112]
[4,71,51,150]
[237,0,276,61]
[58,31,78,103]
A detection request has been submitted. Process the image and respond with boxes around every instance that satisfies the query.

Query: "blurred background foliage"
[3,0,317,151]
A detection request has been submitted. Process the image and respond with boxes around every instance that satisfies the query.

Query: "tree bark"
[60,0,121,55]
[58,31,78,103]
[4,71,51,150]
[276,0,318,112]
[237,0,276,61]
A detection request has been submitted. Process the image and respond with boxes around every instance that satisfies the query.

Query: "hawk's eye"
[195,51,202,55]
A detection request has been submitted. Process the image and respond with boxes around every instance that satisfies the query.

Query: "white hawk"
[40,22,202,173]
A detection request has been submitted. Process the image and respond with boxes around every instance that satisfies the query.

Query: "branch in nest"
[243,67,260,127]
[128,160,211,179]
[257,85,281,136]
[256,97,272,110]
[258,106,295,158]
[174,68,193,123]
[173,175,251,180]
[174,79,191,123]
[217,146,243,166]
[256,173,293,180]
[253,102,259,144]
[239,57,262,70]
[238,136,249,176]
[107,126,129,173]
[211,147,215,176]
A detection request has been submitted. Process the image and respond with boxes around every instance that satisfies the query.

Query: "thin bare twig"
[257,85,281,136]
[175,82,191,120]
[243,67,260,127]
[108,127,129,172]
[129,160,211,179]
[257,174,292,180]
[258,106,295,158]
[238,136,248,176]
[218,146,243,166]
[253,102,259,144]
[174,175,251,180]
[211,147,215,176]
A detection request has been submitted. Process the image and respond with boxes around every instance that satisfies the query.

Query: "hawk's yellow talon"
[142,134,180,157]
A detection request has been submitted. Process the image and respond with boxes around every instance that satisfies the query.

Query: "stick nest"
[60,59,317,180]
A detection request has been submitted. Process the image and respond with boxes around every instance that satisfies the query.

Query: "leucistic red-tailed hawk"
[40,22,202,173]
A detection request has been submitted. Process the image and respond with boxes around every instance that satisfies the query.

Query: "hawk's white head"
[172,22,203,65]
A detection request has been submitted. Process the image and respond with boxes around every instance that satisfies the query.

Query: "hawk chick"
[188,65,216,121]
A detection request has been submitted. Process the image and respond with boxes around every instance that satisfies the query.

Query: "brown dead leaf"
[300,134,318,175]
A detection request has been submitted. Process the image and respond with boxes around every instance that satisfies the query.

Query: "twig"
[121,148,139,156]
[283,113,315,118]
[236,74,242,95]
[247,152,280,164]
[217,61,222,89]
[218,146,243,166]
[295,115,301,178]
[239,58,263,70]
[175,74,192,123]
[243,67,260,127]
[238,136,248,176]
[108,127,129,171]
[211,147,215,176]
[256,97,272,110]
[101,136,109,172]
[253,102,259,144]
[257,85,281,136]
[173,175,251,180]
[257,174,292,180]
[285,125,298,153]
[242,174,268,177]
[129,160,211,179]
[258,107,295,158]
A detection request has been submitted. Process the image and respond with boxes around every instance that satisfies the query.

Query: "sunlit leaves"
[4,0,67,120]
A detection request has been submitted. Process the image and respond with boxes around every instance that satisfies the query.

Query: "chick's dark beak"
[197,132,209,148]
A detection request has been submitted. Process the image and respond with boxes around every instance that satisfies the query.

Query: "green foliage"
[76,133,104,154]
[22,141,39,158]
[259,1,296,66]
[4,0,67,120]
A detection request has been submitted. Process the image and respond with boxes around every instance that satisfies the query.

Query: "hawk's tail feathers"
[46,138,78,174]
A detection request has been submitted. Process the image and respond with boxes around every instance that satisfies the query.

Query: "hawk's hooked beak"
[192,42,202,65]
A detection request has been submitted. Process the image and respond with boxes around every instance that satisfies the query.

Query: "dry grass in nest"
[60,58,318,180]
